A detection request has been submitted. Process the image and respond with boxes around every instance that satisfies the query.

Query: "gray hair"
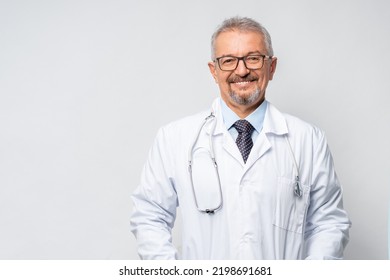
[211,16,274,59]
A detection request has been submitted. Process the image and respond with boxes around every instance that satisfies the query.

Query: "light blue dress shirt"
[220,99,268,143]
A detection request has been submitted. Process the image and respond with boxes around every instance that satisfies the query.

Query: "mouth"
[232,80,254,86]
[229,75,258,86]
[230,79,257,89]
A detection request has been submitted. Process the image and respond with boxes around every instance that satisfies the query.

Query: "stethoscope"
[188,112,303,215]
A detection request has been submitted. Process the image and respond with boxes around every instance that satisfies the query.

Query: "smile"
[231,80,257,88]
[233,81,253,85]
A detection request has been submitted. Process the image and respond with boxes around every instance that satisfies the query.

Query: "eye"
[221,57,237,65]
[246,55,261,63]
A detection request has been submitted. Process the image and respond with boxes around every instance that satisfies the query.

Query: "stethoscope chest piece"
[294,176,303,198]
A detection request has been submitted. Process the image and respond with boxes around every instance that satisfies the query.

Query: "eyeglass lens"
[218,55,264,71]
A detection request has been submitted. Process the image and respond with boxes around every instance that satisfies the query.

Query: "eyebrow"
[218,51,264,57]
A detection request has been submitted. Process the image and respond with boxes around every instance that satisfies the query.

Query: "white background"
[0,0,389,259]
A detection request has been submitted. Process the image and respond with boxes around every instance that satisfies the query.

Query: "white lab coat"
[130,98,351,259]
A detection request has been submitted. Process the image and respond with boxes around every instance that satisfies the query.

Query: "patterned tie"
[233,120,254,163]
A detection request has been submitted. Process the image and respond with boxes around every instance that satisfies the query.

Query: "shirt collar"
[220,98,268,133]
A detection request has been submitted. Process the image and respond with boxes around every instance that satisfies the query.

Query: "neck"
[228,98,264,119]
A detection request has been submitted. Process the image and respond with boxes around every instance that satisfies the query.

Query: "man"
[130,16,351,259]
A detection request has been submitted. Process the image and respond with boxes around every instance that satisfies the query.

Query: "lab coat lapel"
[215,115,248,165]
[207,99,289,166]
[245,102,289,169]
[245,132,271,168]
[261,102,288,136]
[222,133,243,164]
[208,98,244,164]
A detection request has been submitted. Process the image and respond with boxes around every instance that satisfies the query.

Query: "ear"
[268,57,277,81]
[208,61,218,83]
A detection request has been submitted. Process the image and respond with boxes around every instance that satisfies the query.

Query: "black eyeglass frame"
[214,54,273,71]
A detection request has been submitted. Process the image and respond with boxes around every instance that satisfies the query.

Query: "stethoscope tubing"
[188,111,302,215]
[188,113,223,214]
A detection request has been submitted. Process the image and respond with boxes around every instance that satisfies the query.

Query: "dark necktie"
[233,120,254,163]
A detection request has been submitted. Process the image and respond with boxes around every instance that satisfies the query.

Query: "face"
[208,30,277,115]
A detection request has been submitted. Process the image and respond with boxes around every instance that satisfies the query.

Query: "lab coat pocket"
[273,177,309,234]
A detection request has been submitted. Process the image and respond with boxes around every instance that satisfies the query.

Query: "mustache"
[228,74,258,83]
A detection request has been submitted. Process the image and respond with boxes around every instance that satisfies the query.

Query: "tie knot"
[233,120,254,134]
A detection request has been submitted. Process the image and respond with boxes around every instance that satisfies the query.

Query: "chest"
[179,130,304,208]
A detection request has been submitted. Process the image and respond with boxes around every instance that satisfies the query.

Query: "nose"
[234,58,250,76]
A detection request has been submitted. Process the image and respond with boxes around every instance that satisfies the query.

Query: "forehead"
[214,30,266,56]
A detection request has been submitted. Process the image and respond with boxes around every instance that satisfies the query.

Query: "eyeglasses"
[214,54,273,71]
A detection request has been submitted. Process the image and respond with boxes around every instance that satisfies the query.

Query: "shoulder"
[267,102,325,142]
[155,108,211,143]
[284,112,323,136]
[162,109,209,132]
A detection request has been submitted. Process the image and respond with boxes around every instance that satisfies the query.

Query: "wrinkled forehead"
[214,30,267,56]
[215,28,265,41]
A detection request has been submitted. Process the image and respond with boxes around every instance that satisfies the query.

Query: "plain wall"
[0,0,389,259]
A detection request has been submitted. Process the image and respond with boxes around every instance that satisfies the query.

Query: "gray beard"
[229,87,261,106]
